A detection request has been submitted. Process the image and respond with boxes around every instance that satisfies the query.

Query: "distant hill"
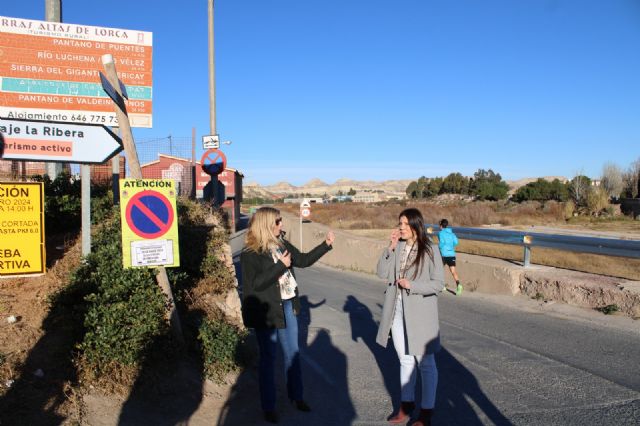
[243,177,413,199]
[243,182,280,200]
[243,176,570,200]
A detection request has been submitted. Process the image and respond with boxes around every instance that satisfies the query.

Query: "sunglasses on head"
[275,217,282,225]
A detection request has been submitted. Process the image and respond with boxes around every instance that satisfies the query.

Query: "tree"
[416,176,428,198]
[406,181,419,199]
[622,158,640,198]
[548,179,569,202]
[601,162,623,200]
[513,178,569,202]
[469,169,509,200]
[347,187,356,196]
[424,177,443,198]
[570,174,592,209]
[441,173,469,194]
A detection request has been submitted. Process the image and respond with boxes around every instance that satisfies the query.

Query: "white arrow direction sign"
[0,118,123,164]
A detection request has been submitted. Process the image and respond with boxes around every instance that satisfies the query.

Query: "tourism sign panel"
[119,179,179,268]
[0,16,153,127]
[0,117,123,163]
[0,182,45,277]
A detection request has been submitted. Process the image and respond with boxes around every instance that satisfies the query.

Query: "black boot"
[387,401,415,424]
[263,410,278,423]
[411,408,433,426]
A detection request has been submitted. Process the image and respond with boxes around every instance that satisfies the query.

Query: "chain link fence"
[1,135,198,197]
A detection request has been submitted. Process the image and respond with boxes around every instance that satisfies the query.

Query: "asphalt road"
[220,240,640,425]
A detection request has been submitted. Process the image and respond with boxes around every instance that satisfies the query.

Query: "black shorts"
[442,256,456,267]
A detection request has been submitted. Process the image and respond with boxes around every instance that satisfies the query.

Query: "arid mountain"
[243,178,412,199]
[243,182,280,200]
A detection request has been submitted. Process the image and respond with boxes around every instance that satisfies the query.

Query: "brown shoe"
[411,408,433,426]
[387,401,415,424]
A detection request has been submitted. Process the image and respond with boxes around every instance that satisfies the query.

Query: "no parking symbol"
[126,190,174,239]
[119,179,180,268]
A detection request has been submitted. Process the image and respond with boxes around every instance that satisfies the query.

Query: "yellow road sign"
[0,182,45,276]
[119,179,179,268]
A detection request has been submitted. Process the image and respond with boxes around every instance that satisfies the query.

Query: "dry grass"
[279,200,569,229]
[458,240,640,281]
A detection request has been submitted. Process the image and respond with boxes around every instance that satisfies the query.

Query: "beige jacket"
[375,240,445,355]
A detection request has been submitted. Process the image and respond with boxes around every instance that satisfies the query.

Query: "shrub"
[596,304,619,315]
[29,173,112,232]
[564,200,576,219]
[199,226,236,294]
[75,213,170,377]
[585,187,609,215]
[198,318,246,382]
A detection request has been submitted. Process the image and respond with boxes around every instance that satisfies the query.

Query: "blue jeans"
[255,299,303,411]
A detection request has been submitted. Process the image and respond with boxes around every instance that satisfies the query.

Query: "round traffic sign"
[301,207,311,218]
[200,148,227,176]
[125,190,175,239]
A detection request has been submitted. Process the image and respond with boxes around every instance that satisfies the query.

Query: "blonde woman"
[241,207,335,424]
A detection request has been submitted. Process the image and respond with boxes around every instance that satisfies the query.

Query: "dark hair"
[399,208,433,279]
[439,218,449,228]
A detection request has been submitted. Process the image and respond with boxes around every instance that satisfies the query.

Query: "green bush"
[74,213,170,375]
[199,226,236,295]
[596,304,619,315]
[198,318,246,382]
[66,197,243,385]
[29,173,112,232]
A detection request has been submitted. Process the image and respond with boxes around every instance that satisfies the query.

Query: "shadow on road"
[116,336,204,425]
[343,295,400,412]
[343,295,511,425]
[216,296,355,425]
[436,348,513,425]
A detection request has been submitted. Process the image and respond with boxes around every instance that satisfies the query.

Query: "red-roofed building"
[140,154,243,229]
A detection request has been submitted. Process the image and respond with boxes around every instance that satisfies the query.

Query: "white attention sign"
[131,239,174,266]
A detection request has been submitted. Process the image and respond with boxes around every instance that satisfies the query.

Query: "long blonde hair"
[245,207,283,253]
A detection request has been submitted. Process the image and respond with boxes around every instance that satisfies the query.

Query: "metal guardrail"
[426,225,640,267]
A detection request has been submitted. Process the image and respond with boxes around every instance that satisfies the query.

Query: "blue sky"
[3,0,640,185]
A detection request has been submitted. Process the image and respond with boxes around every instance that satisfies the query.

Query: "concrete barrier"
[281,212,640,318]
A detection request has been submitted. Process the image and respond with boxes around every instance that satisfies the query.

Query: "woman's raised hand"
[278,250,292,267]
[325,230,335,246]
[389,229,400,251]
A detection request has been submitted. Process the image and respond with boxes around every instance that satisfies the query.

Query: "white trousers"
[391,295,438,409]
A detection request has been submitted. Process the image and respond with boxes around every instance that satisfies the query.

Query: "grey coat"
[376,240,445,356]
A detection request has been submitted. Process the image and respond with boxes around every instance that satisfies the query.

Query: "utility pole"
[208,0,222,207]
[45,0,63,180]
[208,0,216,135]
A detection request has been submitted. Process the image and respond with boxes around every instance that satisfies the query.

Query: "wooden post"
[101,54,183,344]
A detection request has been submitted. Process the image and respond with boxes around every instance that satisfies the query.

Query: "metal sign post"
[200,148,227,207]
[299,201,311,249]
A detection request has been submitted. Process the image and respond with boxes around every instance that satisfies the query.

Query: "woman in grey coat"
[376,208,445,426]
